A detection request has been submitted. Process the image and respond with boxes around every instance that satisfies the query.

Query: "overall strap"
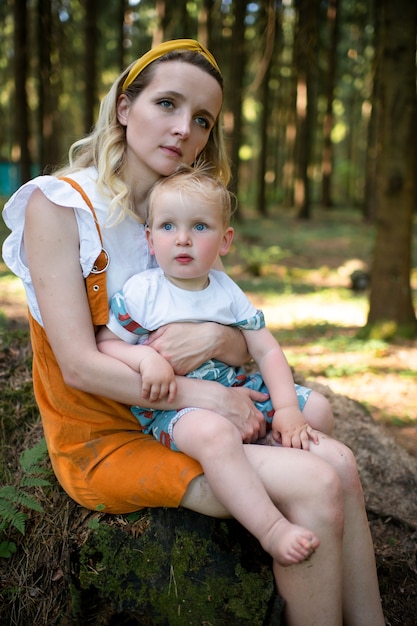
[59,176,109,325]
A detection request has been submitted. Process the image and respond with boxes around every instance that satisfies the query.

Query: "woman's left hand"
[146,322,249,375]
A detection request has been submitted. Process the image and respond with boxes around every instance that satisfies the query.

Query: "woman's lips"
[161,145,182,157]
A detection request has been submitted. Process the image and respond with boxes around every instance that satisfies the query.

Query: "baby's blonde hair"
[147,164,235,230]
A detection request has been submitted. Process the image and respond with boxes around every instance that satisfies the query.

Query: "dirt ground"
[290,336,417,458]
[248,292,417,460]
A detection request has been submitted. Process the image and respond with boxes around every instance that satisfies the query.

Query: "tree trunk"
[228,0,247,211]
[37,0,61,173]
[84,0,98,134]
[294,0,319,219]
[117,0,127,72]
[321,0,340,208]
[75,507,282,625]
[14,0,31,183]
[159,1,190,41]
[256,1,276,216]
[363,0,379,222]
[366,0,417,336]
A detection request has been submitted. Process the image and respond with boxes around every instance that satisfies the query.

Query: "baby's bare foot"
[263,518,319,567]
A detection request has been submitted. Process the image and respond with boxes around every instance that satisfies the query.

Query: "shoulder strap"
[60,176,103,242]
[59,176,109,326]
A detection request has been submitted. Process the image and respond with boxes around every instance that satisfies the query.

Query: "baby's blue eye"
[195,223,207,231]
[162,223,173,231]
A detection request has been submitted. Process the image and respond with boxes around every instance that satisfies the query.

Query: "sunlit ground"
[237,287,417,458]
[0,270,28,326]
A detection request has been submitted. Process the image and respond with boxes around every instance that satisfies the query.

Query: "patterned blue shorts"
[131,371,312,452]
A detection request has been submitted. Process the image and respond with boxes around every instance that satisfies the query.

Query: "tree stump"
[69,507,282,626]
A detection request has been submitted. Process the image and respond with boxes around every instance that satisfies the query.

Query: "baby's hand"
[272,407,319,450]
[140,350,177,403]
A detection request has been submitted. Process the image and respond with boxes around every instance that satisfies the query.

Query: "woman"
[2,39,384,625]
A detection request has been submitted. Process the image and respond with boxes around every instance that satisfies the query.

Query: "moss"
[79,517,167,607]
[77,510,278,625]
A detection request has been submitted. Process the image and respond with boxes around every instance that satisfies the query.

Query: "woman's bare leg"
[174,410,319,566]
[299,390,384,623]
[308,434,385,625]
[182,442,346,625]
[243,444,345,625]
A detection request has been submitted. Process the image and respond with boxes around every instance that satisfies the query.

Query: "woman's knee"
[327,439,364,496]
[312,435,365,506]
[301,460,345,536]
[304,390,334,435]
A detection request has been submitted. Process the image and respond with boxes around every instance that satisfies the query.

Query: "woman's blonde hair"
[55,48,230,224]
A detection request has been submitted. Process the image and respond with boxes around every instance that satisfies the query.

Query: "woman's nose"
[172,114,191,138]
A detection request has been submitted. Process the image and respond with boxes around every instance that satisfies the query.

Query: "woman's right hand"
[217,386,268,442]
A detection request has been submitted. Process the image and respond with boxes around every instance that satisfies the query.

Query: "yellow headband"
[122,39,221,91]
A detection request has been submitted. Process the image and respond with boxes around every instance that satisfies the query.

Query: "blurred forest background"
[0,5,416,622]
[0,0,416,337]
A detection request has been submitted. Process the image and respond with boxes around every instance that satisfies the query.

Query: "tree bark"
[14,0,31,183]
[37,0,61,172]
[84,0,98,134]
[74,508,282,625]
[256,1,277,216]
[321,0,340,208]
[227,0,247,210]
[364,0,380,222]
[294,0,319,219]
[367,0,417,335]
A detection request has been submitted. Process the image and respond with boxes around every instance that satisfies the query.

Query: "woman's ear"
[116,94,130,126]
[219,227,234,257]
[145,227,155,255]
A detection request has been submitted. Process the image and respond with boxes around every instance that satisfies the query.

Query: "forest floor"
[248,294,417,458]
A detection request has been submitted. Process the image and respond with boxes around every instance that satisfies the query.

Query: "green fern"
[19,437,50,474]
[20,475,51,489]
[0,437,52,558]
[0,494,28,534]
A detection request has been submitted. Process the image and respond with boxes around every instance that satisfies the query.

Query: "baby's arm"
[96,327,177,403]
[244,327,318,449]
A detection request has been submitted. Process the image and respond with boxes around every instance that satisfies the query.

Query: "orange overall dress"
[27,179,203,513]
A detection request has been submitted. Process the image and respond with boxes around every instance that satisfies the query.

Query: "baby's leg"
[302,389,334,435]
[173,409,319,566]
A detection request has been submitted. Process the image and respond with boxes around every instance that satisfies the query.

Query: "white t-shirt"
[107,267,261,345]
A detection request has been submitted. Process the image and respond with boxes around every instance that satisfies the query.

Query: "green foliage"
[359,320,417,341]
[0,329,39,483]
[0,438,51,558]
[239,244,289,277]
